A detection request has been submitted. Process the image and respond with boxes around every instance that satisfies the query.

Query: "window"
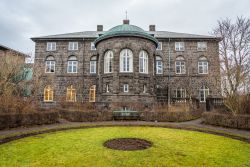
[47,42,56,51]
[156,56,163,74]
[44,85,53,102]
[89,85,96,102]
[143,85,147,93]
[175,56,186,74]
[106,84,110,93]
[68,42,78,50]
[139,50,148,74]
[66,85,76,102]
[104,50,113,73]
[123,84,129,92]
[197,42,207,51]
[91,42,96,50]
[120,49,133,72]
[67,56,78,73]
[156,42,162,50]
[175,42,185,51]
[199,86,209,102]
[45,56,55,73]
[90,56,97,74]
[174,88,186,98]
[198,57,208,74]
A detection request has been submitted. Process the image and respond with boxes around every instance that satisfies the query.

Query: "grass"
[0,127,249,167]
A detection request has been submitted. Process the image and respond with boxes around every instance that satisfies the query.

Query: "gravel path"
[0,118,249,143]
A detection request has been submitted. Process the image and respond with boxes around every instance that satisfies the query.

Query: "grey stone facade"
[32,21,221,110]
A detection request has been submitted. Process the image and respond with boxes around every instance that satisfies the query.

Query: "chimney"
[123,19,130,25]
[149,25,156,31]
[97,25,103,31]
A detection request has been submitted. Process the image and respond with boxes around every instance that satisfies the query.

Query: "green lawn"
[0,127,249,167]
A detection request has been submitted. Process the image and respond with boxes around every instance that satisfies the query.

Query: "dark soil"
[103,138,152,151]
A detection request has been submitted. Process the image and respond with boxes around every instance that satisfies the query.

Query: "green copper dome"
[94,23,158,46]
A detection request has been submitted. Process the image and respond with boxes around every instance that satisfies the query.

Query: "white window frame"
[123,84,129,93]
[197,42,207,51]
[175,57,186,74]
[45,56,55,73]
[139,51,148,74]
[174,88,186,98]
[199,86,209,102]
[120,49,133,73]
[67,61,78,73]
[175,42,185,51]
[156,42,162,50]
[68,42,78,51]
[143,85,147,93]
[90,56,97,74]
[156,56,163,74]
[106,84,110,93]
[198,60,208,74]
[46,42,56,51]
[91,42,96,50]
[104,50,113,73]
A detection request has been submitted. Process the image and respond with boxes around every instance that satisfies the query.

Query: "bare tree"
[213,16,250,114]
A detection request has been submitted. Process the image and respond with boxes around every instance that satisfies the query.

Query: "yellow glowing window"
[66,85,76,102]
[89,85,96,102]
[44,85,53,102]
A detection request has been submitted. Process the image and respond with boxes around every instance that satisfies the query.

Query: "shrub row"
[0,112,59,130]
[59,110,113,122]
[140,110,202,122]
[202,112,250,130]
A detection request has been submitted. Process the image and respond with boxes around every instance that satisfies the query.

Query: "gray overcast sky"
[0,0,249,55]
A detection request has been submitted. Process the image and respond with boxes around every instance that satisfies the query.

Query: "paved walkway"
[0,118,250,143]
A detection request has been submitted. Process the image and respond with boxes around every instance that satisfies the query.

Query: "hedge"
[0,112,59,130]
[140,110,202,122]
[202,112,250,130]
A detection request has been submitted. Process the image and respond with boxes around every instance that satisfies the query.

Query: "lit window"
[90,56,97,74]
[156,56,163,74]
[89,85,96,102]
[199,86,209,102]
[44,85,53,102]
[46,42,56,51]
[45,56,55,73]
[198,57,208,74]
[91,42,96,50]
[156,42,162,50]
[139,50,148,74]
[174,88,186,98]
[66,85,76,102]
[123,84,129,93]
[68,42,78,50]
[120,49,133,72]
[104,50,113,73]
[67,56,78,73]
[197,42,207,51]
[175,56,186,74]
[175,42,185,51]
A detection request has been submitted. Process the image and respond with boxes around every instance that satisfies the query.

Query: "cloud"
[0,0,249,55]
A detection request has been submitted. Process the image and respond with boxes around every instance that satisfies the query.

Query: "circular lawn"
[0,127,249,167]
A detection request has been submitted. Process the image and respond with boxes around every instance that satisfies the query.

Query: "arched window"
[139,50,148,73]
[120,49,133,72]
[66,85,76,102]
[198,57,208,74]
[156,56,163,74]
[90,56,97,74]
[44,85,53,102]
[45,56,55,73]
[104,50,113,73]
[67,56,78,73]
[199,86,209,102]
[175,56,186,74]
[89,85,96,102]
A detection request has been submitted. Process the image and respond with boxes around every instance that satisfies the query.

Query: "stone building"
[31,20,221,110]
